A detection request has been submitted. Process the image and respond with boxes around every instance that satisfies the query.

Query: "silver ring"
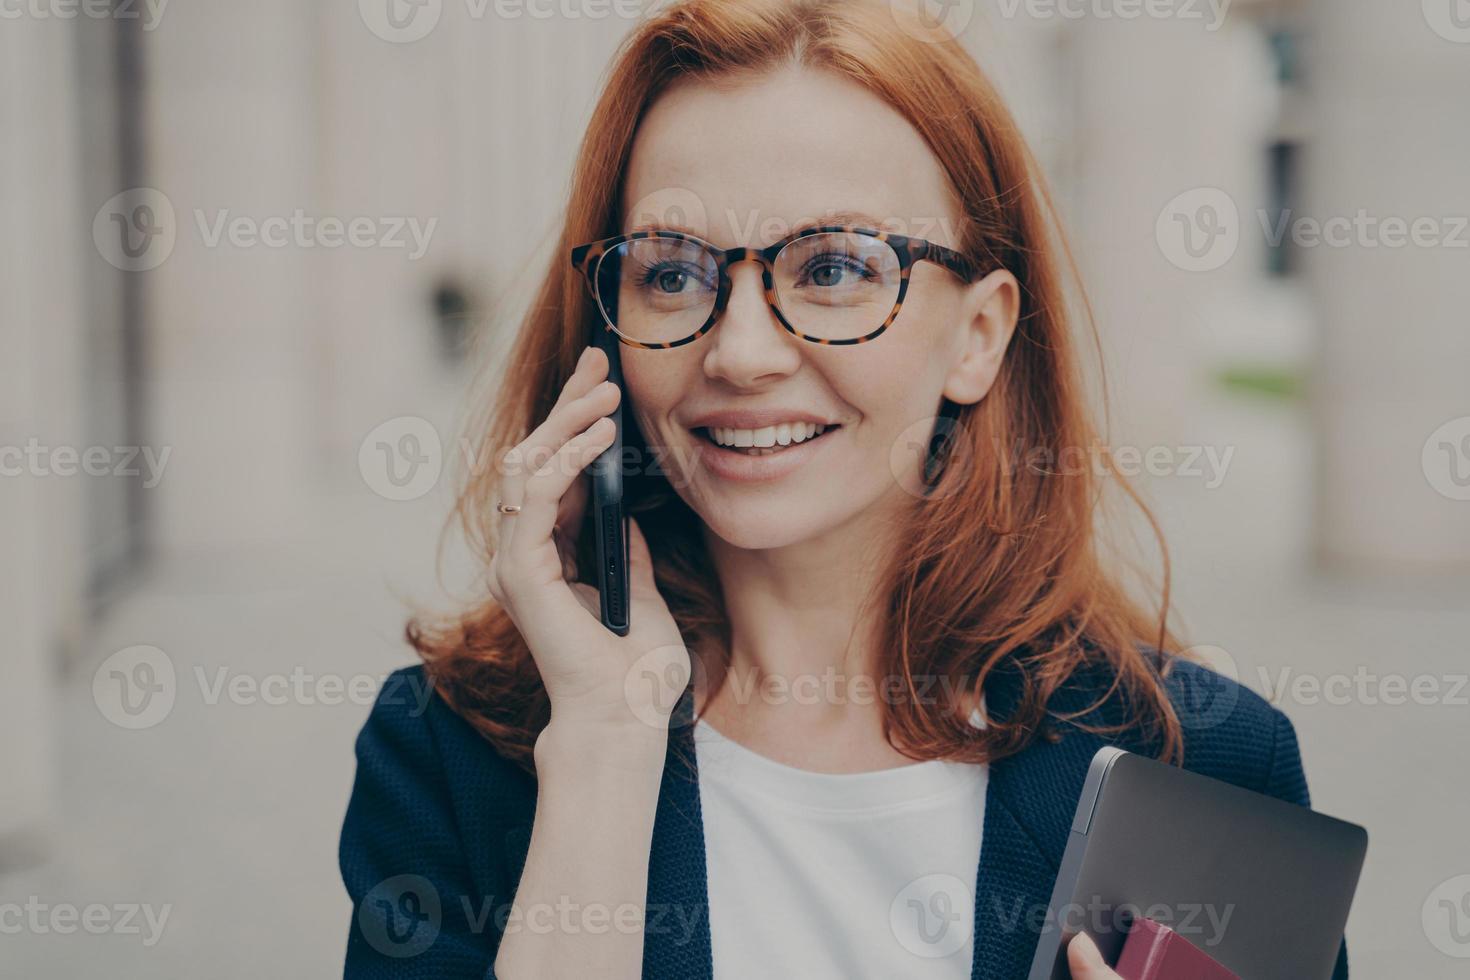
[496,501,522,515]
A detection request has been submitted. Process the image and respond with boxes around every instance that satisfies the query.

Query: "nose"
[702,258,803,388]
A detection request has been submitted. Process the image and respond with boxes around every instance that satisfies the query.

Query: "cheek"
[621,350,687,446]
[841,326,952,431]
[830,310,957,488]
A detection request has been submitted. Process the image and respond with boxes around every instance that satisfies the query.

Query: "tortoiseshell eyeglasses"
[569,225,982,350]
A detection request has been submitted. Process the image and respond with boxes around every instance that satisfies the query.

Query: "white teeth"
[708,422,830,449]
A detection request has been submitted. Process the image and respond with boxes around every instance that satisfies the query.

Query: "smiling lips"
[704,421,830,453]
[688,421,841,485]
[683,410,843,480]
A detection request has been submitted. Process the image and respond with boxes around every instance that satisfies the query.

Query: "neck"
[697,493,907,728]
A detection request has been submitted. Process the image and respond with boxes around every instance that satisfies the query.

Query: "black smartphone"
[588,323,630,636]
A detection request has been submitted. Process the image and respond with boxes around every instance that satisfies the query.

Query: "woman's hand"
[488,345,690,737]
[1067,932,1124,979]
[488,344,679,979]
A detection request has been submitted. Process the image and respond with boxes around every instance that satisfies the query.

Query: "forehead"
[621,65,961,249]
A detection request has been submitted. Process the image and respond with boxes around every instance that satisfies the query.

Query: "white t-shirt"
[693,713,988,979]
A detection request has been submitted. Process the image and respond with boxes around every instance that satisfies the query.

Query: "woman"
[339,1,1345,977]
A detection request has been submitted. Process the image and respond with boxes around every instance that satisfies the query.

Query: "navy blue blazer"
[339,659,1350,979]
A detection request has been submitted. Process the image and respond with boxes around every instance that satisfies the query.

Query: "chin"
[690,482,877,552]
[688,492,834,552]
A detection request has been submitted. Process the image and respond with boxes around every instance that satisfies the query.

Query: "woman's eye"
[810,263,844,287]
[640,263,705,293]
[803,256,868,287]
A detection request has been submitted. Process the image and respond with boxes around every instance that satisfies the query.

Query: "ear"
[942,269,1020,406]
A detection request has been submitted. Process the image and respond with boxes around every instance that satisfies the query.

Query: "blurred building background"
[3,0,1468,976]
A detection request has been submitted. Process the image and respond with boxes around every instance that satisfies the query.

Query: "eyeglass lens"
[592,232,902,344]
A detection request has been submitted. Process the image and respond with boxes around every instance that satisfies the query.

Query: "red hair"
[409,0,1184,773]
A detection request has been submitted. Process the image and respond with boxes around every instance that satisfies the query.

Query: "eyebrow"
[626,208,888,241]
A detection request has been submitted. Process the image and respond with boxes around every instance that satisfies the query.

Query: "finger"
[510,415,617,558]
[498,379,618,551]
[550,344,609,411]
[1066,932,1115,979]
[494,444,529,550]
[554,460,591,544]
[517,378,619,480]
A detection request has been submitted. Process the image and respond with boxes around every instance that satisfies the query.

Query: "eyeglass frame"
[569,224,984,350]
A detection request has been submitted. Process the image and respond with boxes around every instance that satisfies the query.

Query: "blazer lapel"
[643,717,714,980]
[970,737,1094,978]
[971,667,1113,979]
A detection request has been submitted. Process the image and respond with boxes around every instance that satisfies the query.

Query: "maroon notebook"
[1114,918,1240,980]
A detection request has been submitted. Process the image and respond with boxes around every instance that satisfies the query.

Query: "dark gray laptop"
[1027,747,1368,979]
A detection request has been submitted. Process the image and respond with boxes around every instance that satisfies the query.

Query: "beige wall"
[1306,0,1470,570]
[1,15,86,844]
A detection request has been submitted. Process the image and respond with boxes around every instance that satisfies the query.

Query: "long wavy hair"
[409,0,1184,774]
